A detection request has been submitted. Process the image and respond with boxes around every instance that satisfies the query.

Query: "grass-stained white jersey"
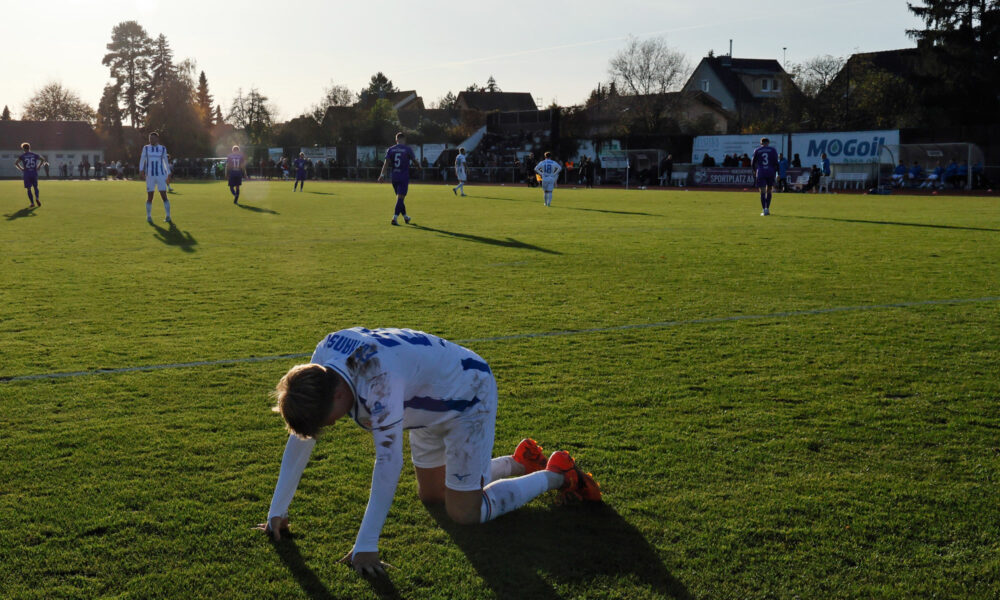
[311,327,495,432]
[139,144,170,178]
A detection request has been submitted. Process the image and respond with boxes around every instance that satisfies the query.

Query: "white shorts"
[541,178,556,192]
[408,378,498,491]
[146,175,168,192]
[456,169,467,182]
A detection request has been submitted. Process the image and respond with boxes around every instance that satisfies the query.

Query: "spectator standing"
[792,153,802,168]
[820,153,831,192]
[660,154,673,187]
[777,153,789,192]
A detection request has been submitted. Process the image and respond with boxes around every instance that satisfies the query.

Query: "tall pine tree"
[196,71,213,128]
[907,0,1000,124]
[102,21,153,127]
[142,34,175,116]
[1,105,11,120]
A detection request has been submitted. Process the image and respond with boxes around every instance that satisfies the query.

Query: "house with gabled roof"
[682,54,792,129]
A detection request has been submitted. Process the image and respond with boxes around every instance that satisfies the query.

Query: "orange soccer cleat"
[545,450,602,503]
[512,438,548,473]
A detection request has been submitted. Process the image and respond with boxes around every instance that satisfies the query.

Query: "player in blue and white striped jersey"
[257,327,602,575]
[139,132,172,223]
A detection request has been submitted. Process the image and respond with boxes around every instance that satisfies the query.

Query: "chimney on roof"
[729,40,733,56]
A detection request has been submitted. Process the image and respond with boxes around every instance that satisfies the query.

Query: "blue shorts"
[296,171,306,181]
[228,173,243,187]
[392,180,409,197]
[23,173,38,188]
[756,174,776,188]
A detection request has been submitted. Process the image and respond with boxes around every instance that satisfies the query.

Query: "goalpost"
[878,142,985,190]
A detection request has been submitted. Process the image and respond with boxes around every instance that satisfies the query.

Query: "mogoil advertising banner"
[790,130,898,165]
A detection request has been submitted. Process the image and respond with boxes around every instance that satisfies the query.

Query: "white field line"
[2,296,998,383]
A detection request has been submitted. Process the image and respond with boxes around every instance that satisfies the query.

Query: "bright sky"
[3,0,922,122]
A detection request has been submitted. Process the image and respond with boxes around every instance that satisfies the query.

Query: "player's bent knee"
[445,488,484,525]
[445,502,481,525]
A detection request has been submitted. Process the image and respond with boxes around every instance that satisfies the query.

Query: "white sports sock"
[163,200,171,218]
[489,456,518,481]
[480,470,563,522]
[146,202,152,218]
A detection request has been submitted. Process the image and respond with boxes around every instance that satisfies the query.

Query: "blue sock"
[235,189,239,200]
[766,191,772,208]
[394,197,406,216]
[34,187,39,200]
[27,190,34,202]
[230,186,235,196]
[760,191,766,209]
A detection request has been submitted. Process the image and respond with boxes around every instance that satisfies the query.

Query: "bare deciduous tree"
[606,36,691,134]
[229,87,275,145]
[788,55,846,98]
[22,82,95,122]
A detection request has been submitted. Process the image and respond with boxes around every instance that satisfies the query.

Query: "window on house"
[773,79,781,91]
[701,80,710,92]
[761,79,770,91]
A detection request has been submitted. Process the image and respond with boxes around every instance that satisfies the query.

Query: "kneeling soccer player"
[256,327,601,575]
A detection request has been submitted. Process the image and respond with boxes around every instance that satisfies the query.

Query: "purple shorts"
[228,173,243,187]
[392,179,409,197]
[23,173,38,188]
[756,174,776,188]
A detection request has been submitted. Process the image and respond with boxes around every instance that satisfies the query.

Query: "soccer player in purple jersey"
[293,152,307,192]
[14,142,47,208]
[226,145,247,204]
[751,137,780,216]
[377,132,421,226]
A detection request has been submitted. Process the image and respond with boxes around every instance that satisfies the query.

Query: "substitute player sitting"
[256,327,601,575]
[533,152,562,207]
[751,137,779,216]
[139,132,172,223]
[14,142,47,208]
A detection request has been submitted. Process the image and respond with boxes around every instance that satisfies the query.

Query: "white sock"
[480,470,563,522]
[163,200,171,218]
[490,456,518,481]
[146,202,152,218]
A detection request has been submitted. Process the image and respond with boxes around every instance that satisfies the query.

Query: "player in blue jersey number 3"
[255,327,602,575]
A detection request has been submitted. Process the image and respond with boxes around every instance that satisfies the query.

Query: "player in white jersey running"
[138,132,172,223]
[452,147,468,196]
[534,151,562,207]
[256,327,601,575]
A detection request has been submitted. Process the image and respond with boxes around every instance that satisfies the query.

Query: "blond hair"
[272,364,336,439]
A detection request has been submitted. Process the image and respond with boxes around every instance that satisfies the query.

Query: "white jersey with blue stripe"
[310,327,494,432]
[139,144,170,177]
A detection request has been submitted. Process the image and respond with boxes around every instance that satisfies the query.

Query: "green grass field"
[1,179,998,599]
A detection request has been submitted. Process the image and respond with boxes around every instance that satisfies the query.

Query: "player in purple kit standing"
[751,137,779,216]
[293,152,308,192]
[14,142,48,208]
[377,132,421,226]
[226,145,247,204]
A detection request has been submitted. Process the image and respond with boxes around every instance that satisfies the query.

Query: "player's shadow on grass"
[237,203,280,215]
[307,191,336,196]
[782,214,1000,232]
[475,195,662,217]
[427,502,691,600]
[5,207,38,221]
[271,536,402,600]
[410,224,562,255]
[150,221,198,252]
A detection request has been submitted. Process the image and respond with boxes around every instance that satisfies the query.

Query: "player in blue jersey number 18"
[255,327,602,576]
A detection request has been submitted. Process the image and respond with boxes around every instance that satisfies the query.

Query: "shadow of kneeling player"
[426,501,691,600]
[271,535,403,600]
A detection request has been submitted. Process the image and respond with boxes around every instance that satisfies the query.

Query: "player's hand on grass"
[339,550,395,576]
[254,515,289,540]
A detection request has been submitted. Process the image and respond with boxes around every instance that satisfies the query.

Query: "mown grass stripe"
[3,295,997,383]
